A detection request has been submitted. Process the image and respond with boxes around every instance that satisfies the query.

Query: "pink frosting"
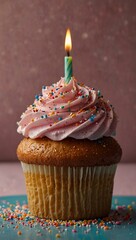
[17,77,117,141]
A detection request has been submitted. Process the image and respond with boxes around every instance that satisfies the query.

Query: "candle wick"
[67,51,70,57]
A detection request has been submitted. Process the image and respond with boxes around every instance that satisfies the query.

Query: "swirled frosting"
[17,77,117,141]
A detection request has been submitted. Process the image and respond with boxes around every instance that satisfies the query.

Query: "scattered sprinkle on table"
[0,197,136,239]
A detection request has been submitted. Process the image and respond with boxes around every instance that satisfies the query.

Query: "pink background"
[0,0,135,162]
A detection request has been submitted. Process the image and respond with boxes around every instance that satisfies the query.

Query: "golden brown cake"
[17,136,122,220]
[17,137,121,167]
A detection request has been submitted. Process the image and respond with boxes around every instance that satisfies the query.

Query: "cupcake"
[17,77,122,220]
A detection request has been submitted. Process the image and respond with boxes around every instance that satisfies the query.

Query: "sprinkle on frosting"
[17,77,118,140]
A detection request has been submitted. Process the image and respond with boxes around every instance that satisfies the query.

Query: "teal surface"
[0,195,136,240]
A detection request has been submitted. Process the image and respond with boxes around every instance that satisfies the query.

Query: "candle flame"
[65,28,72,53]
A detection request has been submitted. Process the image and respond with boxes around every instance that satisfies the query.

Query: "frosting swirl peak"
[17,78,117,140]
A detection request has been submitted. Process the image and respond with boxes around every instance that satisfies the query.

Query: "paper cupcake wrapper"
[21,162,117,220]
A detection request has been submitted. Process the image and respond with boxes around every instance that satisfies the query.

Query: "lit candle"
[64,28,73,84]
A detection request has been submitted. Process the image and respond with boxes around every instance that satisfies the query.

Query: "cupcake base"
[21,162,117,220]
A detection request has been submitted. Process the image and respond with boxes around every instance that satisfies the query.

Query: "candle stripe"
[65,56,73,84]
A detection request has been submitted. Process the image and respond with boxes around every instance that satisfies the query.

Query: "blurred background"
[0,0,135,162]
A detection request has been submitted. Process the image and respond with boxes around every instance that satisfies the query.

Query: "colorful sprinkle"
[56,233,61,238]
[70,113,76,118]
[41,115,48,119]
[104,226,110,230]
[58,117,63,121]
[72,229,77,233]
[98,90,101,97]
[17,231,22,235]
[35,95,39,100]
[115,221,121,225]
[89,115,96,122]
[42,86,46,89]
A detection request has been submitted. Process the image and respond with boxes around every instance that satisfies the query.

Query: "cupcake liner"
[21,162,117,220]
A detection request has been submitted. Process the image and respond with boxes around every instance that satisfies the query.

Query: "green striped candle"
[64,29,73,84]
[64,56,73,84]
